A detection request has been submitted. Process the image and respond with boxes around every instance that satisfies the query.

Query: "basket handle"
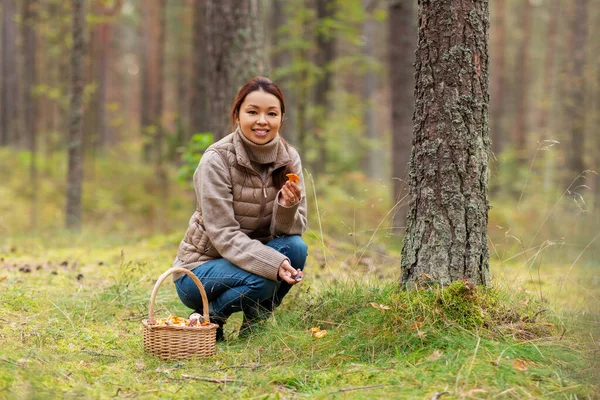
[147,267,210,325]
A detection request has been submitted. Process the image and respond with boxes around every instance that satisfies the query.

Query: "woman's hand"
[278,259,303,284]
[280,181,302,207]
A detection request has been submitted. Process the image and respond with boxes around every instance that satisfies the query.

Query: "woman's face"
[237,90,282,145]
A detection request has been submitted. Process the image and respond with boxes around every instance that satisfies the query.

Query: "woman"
[172,76,308,341]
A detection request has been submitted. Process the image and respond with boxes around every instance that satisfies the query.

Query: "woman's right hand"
[278,259,303,284]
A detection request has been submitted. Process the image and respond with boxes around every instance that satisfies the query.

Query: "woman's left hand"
[280,181,302,207]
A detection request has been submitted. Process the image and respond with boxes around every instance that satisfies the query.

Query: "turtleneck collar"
[236,127,280,164]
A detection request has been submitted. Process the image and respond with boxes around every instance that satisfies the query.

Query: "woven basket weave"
[142,267,218,360]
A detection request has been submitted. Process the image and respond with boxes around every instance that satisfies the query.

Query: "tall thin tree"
[66,0,86,230]
[389,0,416,233]
[22,0,38,228]
[565,0,589,193]
[189,0,207,138]
[511,0,532,162]
[401,0,491,287]
[1,0,19,146]
[313,0,335,175]
[490,0,505,156]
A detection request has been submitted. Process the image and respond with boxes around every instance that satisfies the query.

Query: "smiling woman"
[171,76,308,342]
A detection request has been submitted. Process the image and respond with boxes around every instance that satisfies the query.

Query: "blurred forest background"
[0,0,599,266]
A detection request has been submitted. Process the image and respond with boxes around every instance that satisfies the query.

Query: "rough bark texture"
[206,0,263,139]
[565,0,588,190]
[490,0,505,156]
[511,0,531,161]
[1,0,19,146]
[401,0,491,287]
[66,0,86,230]
[389,0,416,233]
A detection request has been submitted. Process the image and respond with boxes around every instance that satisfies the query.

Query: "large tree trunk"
[313,0,335,175]
[189,0,207,138]
[401,0,491,287]
[206,0,263,139]
[490,0,505,156]
[66,0,86,230]
[565,0,588,192]
[22,0,38,228]
[1,0,19,146]
[511,0,532,162]
[389,0,416,233]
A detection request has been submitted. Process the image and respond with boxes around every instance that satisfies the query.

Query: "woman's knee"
[284,235,308,269]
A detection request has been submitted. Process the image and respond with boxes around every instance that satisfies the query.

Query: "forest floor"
[0,230,598,399]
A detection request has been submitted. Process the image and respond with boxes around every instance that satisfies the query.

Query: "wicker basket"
[142,267,218,360]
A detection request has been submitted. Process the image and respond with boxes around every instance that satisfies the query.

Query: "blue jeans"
[175,235,308,321]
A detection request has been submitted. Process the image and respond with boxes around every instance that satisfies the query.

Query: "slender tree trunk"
[66,0,86,230]
[389,0,416,233]
[23,0,38,228]
[313,0,335,175]
[490,0,505,156]
[565,0,588,192]
[362,0,380,179]
[401,0,491,287]
[1,0,19,146]
[511,0,532,161]
[140,0,165,161]
[189,0,207,138]
[270,0,298,146]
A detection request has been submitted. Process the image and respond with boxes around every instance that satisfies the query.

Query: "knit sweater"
[171,128,307,281]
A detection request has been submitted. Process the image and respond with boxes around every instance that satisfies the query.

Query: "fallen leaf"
[411,321,423,329]
[512,359,528,371]
[370,302,391,314]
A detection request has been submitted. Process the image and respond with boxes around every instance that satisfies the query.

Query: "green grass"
[1,232,598,399]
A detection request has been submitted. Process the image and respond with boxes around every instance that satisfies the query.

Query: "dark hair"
[231,76,293,189]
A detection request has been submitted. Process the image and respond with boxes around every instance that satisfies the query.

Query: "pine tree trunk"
[389,0,416,233]
[313,0,335,175]
[206,0,263,139]
[362,0,379,179]
[511,0,532,161]
[1,0,19,146]
[401,0,491,287]
[66,0,86,230]
[565,0,588,192]
[23,0,38,228]
[490,0,505,156]
[189,0,207,138]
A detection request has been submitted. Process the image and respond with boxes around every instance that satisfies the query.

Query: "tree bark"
[189,0,207,137]
[22,0,38,228]
[511,0,532,161]
[206,0,263,139]
[389,0,416,233]
[565,0,588,192]
[140,0,166,161]
[401,0,491,287]
[1,0,19,146]
[313,0,335,175]
[490,0,505,156]
[66,0,86,230]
